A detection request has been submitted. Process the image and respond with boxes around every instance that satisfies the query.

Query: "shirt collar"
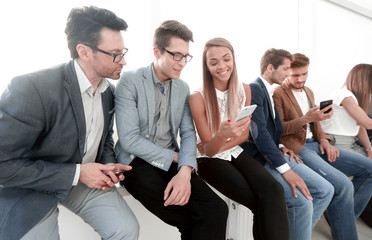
[260,76,276,96]
[74,60,109,95]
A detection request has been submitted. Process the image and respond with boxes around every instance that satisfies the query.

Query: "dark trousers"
[198,151,289,240]
[123,157,228,240]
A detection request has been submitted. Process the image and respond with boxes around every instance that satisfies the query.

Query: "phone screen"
[320,100,333,113]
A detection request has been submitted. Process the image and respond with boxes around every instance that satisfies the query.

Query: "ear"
[153,46,160,60]
[76,44,91,62]
[267,63,274,73]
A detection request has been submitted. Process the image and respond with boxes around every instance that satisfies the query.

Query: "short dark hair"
[153,20,193,50]
[291,53,310,68]
[260,48,293,75]
[65,6,128,59]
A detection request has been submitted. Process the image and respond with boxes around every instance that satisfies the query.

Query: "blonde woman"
[189,38,289,240]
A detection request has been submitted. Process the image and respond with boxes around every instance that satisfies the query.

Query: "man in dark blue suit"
[241,48,333,240]
[0,6,138,240]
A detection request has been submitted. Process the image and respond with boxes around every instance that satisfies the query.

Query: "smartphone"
[104,171,125,176]
[235,104,257,122]
[320,100,333,113]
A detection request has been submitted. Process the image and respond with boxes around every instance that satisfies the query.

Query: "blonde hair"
[202,38,243,134]
[344,64,372,113]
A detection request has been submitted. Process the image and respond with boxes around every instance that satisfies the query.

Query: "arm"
[249,83,287,168]
[341,96,372,129]
[250,82,312,199]
[176,86,198,170]
[218,83,252,152]
[273,89,333,136]
[115,74,175,171]
[164,83,196,206]
[357,127,372,159]
[189,85,250,157]
[0,77,75,200]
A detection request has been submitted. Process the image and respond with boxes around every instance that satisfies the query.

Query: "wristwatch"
[366,147,372,152]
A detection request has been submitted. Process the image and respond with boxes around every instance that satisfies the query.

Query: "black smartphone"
[320,100,333,113]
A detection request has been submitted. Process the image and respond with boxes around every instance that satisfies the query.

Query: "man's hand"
[80,163,132,190]
[280,146,303,164]
[103,163,133,183]
[319,138,339,162]
[302,105,333,124]
[282,169,313,200]
[163,165,192,206]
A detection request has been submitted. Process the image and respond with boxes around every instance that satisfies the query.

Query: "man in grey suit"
[0,6,139,240]
[115,20,228,240]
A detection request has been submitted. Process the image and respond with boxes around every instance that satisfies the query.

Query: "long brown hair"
[344,64,372,113]
[202,38,243,134]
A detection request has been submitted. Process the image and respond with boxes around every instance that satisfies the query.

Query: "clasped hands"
[79,162,132,190]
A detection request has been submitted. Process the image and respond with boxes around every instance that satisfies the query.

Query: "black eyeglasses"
[86,44,128,63]
[158,47,193,62]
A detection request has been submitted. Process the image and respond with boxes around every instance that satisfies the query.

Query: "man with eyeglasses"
[115,20,228,240]
[0,6,139,240]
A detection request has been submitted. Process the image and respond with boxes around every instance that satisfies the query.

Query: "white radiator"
[226,199,254,240]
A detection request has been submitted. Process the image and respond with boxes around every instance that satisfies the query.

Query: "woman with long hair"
[321,63,372,227]
[189,37,289,240]
[321,63,372,158]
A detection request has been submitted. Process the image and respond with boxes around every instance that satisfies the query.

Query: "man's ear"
[76,44,91,62]
[267,63,274,72]
[153,46,160,59]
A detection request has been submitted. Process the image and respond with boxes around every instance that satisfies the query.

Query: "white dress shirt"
[72,60,108,185]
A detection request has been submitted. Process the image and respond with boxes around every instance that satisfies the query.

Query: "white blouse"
[195,84,246,161]
[320,87,360,136]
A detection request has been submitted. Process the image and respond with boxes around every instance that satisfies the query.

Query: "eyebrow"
[209,52,231,61]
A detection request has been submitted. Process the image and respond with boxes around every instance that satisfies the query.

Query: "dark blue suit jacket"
[0,61,116,239]
[240,77,286,169]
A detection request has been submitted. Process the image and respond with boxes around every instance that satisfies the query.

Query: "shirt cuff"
[72,164,80,186]
[278,144,285,149]
[276,163,290,174]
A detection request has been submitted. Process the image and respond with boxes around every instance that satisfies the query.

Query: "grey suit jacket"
[115,64,197,171]
[0,60,116,239]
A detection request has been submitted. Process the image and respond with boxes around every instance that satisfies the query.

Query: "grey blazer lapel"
[143,66,156,134]
[64,62,86,160]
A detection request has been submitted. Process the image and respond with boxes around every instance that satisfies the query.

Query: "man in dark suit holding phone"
[273,52,372,240]
[240,48,333,240]
[0,6,139,240]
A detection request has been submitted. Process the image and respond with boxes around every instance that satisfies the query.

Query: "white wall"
[1,0,372,239]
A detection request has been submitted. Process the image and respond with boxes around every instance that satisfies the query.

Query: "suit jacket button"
[145,134,150,138]
[130,154,135,159]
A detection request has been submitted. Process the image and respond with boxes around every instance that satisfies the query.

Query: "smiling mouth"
[218,70,229,75]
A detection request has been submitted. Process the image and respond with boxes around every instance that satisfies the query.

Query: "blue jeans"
[299,139,372,240]
[264,154,333,240]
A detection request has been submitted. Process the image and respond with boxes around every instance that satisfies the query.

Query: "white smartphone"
[235,104,257,122]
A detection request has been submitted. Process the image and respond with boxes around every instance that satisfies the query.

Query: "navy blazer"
[240,77,287,168]
[0,61,116,239]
